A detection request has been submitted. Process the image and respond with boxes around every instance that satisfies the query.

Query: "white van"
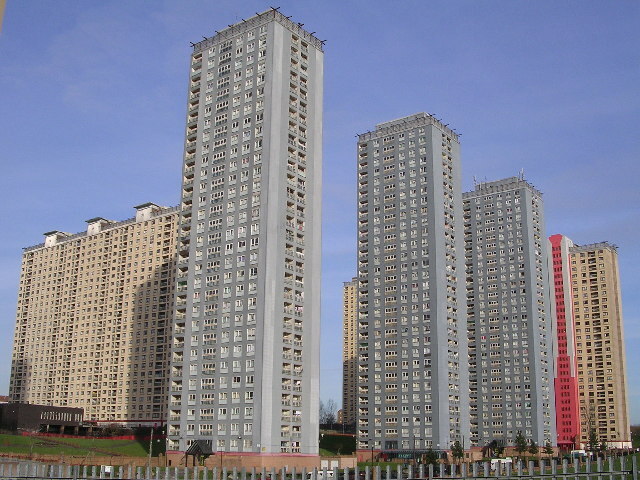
[491,458,513,471]
[307,471,335,480]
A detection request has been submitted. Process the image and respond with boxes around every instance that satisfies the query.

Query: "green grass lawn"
[0,433,151,457]
[319,433,356,456]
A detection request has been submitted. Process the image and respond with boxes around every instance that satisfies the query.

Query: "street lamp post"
[148,425,154,472]
[370,439,374,464]
[412,437,416,466]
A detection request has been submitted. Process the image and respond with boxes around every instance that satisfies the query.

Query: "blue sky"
[1,1,638,423]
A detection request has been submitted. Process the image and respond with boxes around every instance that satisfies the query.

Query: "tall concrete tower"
[568,242,630,449]
[464,177,555,448]
[355,113,469,456]
[342,278,358,427]
[166,9,323,459]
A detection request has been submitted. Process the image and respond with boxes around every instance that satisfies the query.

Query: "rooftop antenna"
[473,176,478,188]
[189,42,195,47]
[519,168,525,181]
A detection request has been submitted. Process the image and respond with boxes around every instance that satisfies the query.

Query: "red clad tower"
[549,234,580,450]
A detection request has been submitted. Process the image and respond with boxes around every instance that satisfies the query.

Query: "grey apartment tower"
[356,113,469,453]
[463,177,555,447]
[167,10,323,455]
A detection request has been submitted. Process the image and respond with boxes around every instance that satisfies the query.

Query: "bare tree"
[584,402,600,452]
[320,399,338,425]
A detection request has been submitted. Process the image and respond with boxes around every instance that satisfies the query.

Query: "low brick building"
[0,403,83,433]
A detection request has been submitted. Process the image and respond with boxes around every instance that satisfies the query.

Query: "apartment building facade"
[342,278,358,427]
[166,10,323,456]
[548,234,580,450]
[356,113,469,454]
[569,242,630,448]
[463,177,555,447]
[9,203,178,424]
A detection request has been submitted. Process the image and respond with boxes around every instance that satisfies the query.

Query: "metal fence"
[0,456,636,480]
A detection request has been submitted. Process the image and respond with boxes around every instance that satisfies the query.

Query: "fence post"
[423,463,428,480]
[365,466,370,480]
[608,456,614,480]
[597,456,603,480]
[385,465,391,480]
[632,456,638,480]
[461,462,467,479]
[396,464,401,480]
[621,458,627,480]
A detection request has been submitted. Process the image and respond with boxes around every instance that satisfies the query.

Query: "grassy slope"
[0,434,148,457]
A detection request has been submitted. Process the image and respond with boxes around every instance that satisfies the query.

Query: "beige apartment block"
[570,242,631,448]
[9,203,178,426]
[342,277,357,427]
